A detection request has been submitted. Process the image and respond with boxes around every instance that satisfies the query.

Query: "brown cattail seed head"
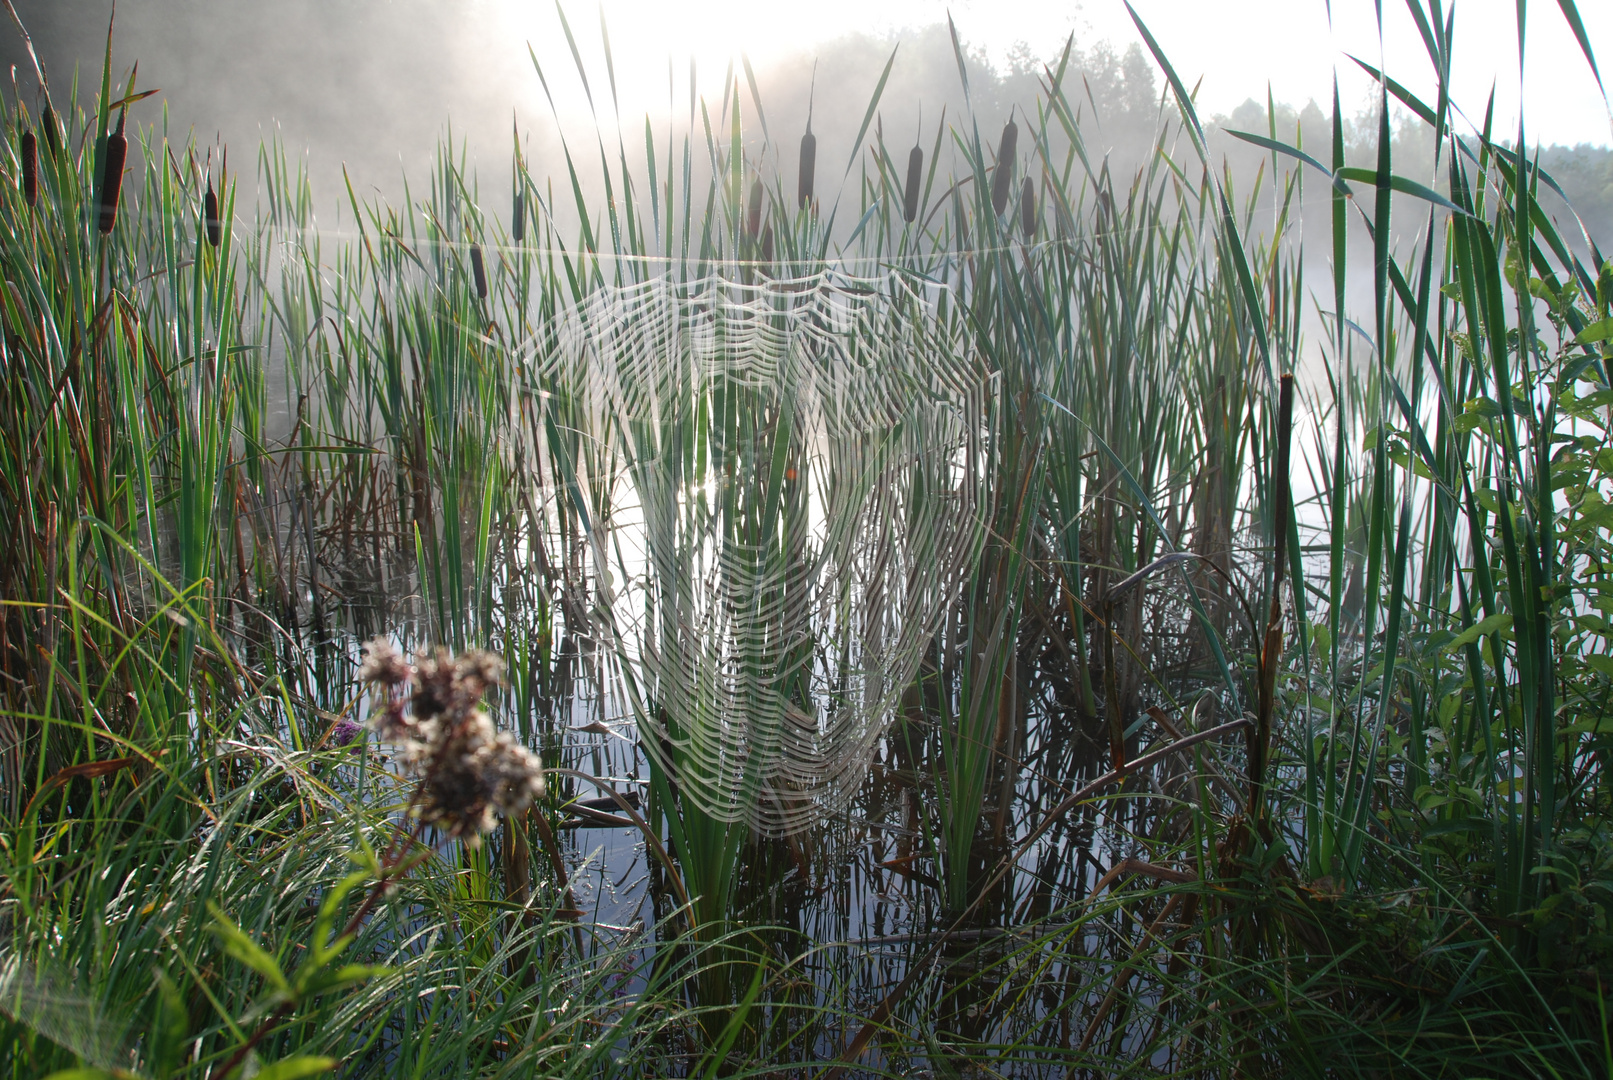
[204,178,220,247]
[747,177,762,238]
[1020,176,1036,240]
[797,124,816,209]
[512,190,525,243]
[20,129,37,207]
[991,118,1017,218]
[98,110,127,236]
[902,145,923,223]
[470,243,487,299]
[39,106,57,157]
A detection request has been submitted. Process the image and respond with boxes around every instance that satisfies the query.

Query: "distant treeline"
[2,1,1605,249]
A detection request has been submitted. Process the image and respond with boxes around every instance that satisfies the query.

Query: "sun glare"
[492,0,1609,147]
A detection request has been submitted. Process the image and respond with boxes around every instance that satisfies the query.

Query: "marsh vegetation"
[2,3,1612,1077]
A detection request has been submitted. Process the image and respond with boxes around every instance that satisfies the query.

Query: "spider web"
[536,270,984,835]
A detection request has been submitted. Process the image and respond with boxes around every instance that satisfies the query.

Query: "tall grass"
[3,0,1612,1076]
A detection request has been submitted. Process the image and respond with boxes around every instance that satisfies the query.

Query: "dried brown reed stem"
[1250,372,1294,814]
[823,718,1254,1079]
[1078,892,1185,1051]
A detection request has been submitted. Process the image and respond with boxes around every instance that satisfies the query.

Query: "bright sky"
[492,0,1613,147]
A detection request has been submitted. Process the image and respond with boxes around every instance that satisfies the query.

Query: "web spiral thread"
[537,271,984,835]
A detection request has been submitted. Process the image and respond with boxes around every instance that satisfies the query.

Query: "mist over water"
[0,1,1171,228]
[9,0,1606,399]
[1,0,543,207]
[5,0,1607,261]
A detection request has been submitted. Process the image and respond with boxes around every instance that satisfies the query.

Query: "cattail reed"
[512,116,526,243]
[798,120,816,209]
[470,243,487,299]
[760,222,773,264]
[991,116,1017,218]
[903,145,923,223]
[39,105,57,157]
[204,177,220,247]
[97,109,127,235]
[1020,176,1035,240]
[20,128,37,207]
[747,178,763,238]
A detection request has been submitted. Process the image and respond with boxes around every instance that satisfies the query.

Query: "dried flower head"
[411,710,546,839]
[357,644,541,841]
[358,638,411,738]
[358,637,412,686]
[412,647,503,720]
